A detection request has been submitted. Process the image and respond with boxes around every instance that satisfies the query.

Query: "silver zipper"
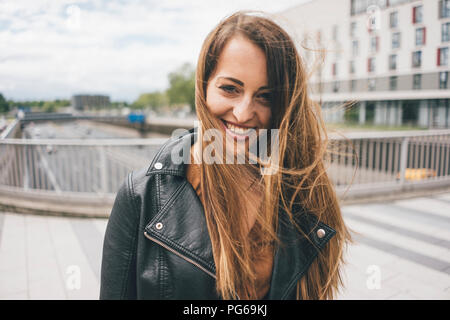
[144,231,241,300]
[144,231,217,279]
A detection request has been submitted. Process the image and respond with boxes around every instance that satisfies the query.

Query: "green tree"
[166,62,195,112]
[42,101,57,113]
[0,93,10,113]
[132,91,168,110]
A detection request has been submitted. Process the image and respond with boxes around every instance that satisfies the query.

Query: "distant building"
[71,94,110,110]
[280,0,450,128]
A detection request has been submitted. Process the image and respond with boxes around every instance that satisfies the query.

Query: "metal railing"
[0,138,165,205]
[1,127,450,212]
[329,130,450,197]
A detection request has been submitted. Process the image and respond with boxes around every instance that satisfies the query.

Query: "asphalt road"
[15,120,166,193]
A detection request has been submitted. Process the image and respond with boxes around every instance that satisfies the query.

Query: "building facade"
[71,94,110,111]
[280,0,450,128]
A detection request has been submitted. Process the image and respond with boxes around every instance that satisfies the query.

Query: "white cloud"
[0,0,311,103]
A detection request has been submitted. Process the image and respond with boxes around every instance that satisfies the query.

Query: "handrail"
[1,131,450,216]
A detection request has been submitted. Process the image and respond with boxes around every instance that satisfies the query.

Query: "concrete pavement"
[0,193,449,300]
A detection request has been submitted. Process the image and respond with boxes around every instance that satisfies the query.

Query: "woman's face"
[205,35,272,147]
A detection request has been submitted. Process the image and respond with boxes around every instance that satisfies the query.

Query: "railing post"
[399,137,409,186]
[99,146,108,194]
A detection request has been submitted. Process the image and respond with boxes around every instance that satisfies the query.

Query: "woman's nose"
[232,96,255,124]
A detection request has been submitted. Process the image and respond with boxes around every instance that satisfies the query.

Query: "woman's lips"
[221,119,256,141]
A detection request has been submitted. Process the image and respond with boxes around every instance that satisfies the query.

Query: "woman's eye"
[219,85,237,94]
[258,93,272,104]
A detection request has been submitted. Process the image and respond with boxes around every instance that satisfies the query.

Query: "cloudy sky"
[0,0,310,103]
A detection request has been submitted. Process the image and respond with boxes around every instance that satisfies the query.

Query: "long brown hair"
[194,10,354,300]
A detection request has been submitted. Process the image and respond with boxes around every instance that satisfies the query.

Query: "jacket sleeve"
[100,172,140,299]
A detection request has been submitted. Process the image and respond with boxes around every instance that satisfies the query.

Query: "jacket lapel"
[145,127,337,299]
[267,206,337,299]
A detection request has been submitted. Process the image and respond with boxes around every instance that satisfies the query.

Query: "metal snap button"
[154,162,163,170]
[316,228,326,239]
[155,222,163,230]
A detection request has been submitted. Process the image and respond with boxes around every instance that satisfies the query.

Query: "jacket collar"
[145,127,337,299]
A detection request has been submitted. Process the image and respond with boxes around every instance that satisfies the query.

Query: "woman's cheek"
[207,92,230,116]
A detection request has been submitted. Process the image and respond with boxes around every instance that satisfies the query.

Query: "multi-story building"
[280,0,450,128]
[71,94,110,111]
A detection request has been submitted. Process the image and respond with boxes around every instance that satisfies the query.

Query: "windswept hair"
[194,10,354,300]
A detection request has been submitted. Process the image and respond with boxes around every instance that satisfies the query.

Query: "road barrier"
[1,120,450,216]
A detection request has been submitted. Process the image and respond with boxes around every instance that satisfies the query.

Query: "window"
[368,57,376,72]
[368,78,376,91]
[333,81,339,93]
[439,0,450,19]
[351,79,357,92]
[352,40,359,56]
[370,36,379,53]
[390,11,398,28]
[443,22,450,42]
[412,51,422,68]
[351,0,388,16]
[413,74,422,90]
[438,47,449,66]
[413,6,423,24]
[392,32,401,49]
[350,21,357,37]
[415,27,426,46]
[440,71,449,89]
[349,60,355,74]
[389,76,397,90]
[389,54,397,70]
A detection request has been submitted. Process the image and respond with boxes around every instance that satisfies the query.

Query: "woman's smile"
[221,119,258,141]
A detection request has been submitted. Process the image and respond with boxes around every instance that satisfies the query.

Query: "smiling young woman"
[192,11,354,300]
[100,10,354,301]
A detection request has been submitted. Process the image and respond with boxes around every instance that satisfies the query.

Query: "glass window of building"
[389,54,397,70]
[438,47,449,66]
[351,0,387,16]
[333,81,339,93]
[413,74,422,90]
[368,57,376,72]
[415,27,426,46]
[350,21,357,37]
[439,0,450,19]
[389,76,397,90]
[351,79,357,92]
[352,40,359,56]
[439,71,449,89]
[368,78,376,91]
[442,22,450,42]
[392,32,401,49]
[370,36,378,53]
[413,5,423,24]
[390,11,398,28]
[389,0,410,5]
[349,60,355,74]
[412,51,422,68]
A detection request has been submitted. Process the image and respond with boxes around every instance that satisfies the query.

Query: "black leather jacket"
[99,127,336,300]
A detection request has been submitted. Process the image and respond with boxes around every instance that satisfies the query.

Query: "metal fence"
[0,138,165,206]
[1,128,450,209]
[329,130,450,197]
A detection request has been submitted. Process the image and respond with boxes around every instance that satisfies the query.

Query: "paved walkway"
[0,193,449,300]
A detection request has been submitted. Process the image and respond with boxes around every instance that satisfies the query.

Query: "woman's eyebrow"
[217,76,270,90]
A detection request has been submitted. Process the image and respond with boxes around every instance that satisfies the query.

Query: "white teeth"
[224,121,255,135]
